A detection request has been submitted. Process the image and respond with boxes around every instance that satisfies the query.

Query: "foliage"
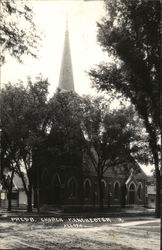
[82,96,150,168]
[45,91,150,209]
[1,83,151,210]
[89,0,161,216]
[0,0,41,64]
[90,0,160,127]
[81,96,150,208]
[1,77,49,211]
[47,89,85,165]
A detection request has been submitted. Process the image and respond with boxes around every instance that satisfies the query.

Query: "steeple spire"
[58,15,74,91]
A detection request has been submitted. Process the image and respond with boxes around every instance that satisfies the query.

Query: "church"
[33,19,147,211]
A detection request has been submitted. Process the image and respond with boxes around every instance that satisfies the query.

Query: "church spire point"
[65,12,68,31]
[58,15,75,91]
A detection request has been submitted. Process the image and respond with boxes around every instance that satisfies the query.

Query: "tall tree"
[47,92,150,209]
[89,0,161,217]
[1,77,49,212]
[81,97,150,209]
[0,0,41,65]
[48,89,85,165]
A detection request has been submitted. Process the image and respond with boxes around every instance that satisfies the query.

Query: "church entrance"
[129,183,136,204]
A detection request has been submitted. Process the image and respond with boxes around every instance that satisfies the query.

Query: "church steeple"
[58,16,74,91]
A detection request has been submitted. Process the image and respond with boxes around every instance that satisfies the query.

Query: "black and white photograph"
[0,0,161,249]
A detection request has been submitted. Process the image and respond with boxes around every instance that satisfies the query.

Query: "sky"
[2,0,110,96]
[1,0,153,175]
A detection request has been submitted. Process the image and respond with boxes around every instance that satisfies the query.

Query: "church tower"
[58,17,75,91]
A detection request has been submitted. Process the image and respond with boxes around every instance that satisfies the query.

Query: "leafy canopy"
[1,77,49,180]
[0,0,41,64]
[90,0,160,130]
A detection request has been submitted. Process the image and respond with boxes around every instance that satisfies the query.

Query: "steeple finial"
[65,12,68,32]
[58,15,74,91]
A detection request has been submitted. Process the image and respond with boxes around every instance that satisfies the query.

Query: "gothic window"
[129,183,135,191]
[114,181,120,199]
[129,182,136,204]
[137,183,142,200]
[84,179,91,200]
[68,177,77,198]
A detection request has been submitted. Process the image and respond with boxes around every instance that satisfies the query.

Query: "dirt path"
[0,219,160,250]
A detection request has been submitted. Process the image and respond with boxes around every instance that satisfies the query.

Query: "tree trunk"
[144,118,161,218]
[155,166,161,218]
[139,106,161,217]
[27,185,32,213]
[37,187,40,215]
[36,162,40,215]
[98,176,104,210]
[151,139,161,218]
[7,193,12,211]
[160,166,162,250]
[7,170,15,211]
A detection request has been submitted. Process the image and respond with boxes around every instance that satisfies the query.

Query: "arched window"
[137,183,142,200]
[129,183,136,191]
[114,181,120,199]
[84,179,91,200]
[68,177,77,198]
[128,182,136,204]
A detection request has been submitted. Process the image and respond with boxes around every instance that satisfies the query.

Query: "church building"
[33,19,147,211]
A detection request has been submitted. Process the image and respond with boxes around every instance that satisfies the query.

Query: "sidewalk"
[0,207,155,219]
